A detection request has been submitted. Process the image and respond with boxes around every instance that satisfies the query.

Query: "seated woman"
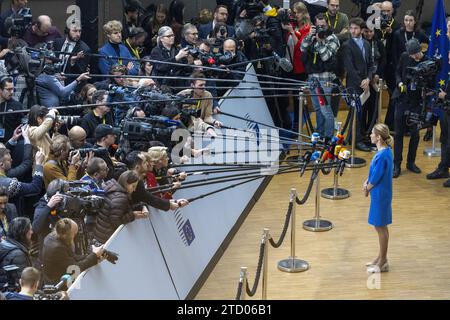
[94,170,149,244]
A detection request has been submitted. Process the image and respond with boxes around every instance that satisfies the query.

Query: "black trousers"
[438,112,450,171]
[393,98,421,166]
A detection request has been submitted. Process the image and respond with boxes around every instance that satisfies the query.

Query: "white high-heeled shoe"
[367,261,389,273]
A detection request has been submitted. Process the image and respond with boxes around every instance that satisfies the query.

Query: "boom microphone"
[54,274,72,291]
[273,51,293,73]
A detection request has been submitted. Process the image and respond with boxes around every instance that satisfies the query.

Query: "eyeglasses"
[163,34,175,38]
[189,32,199,36]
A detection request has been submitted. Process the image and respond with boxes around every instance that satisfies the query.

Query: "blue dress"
[368,147,393,227]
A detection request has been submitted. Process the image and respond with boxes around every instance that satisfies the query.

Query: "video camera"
[121,118,178,142]
[55,183,107,219]
[407,59,440,79]
[3,7,32,38]
[1,265,20,293]
[240,0,265,19]
[277,9,296,25]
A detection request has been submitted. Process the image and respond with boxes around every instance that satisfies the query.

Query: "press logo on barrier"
[174,208,196,246]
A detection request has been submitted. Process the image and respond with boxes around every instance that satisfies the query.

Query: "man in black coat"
[0,187,17,239]
[42,218,104,285]
[198,5,235,40]
[342,17,375,152]
[0,217,33,288]
[0,76,25,144]
[80,90,114,144]
[53,22,91,85]
[392,39,433,178]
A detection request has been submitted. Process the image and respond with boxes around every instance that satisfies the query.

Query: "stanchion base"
[423,148,441,157]
[345,157,366,168]
[321,187,350,200]
[277,258,309,273]
[303,219,333,232]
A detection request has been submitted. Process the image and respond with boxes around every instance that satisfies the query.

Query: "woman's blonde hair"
[292,2,311,25]
[55,218,75,248]
[373,123,393,146]
[103,20,123,34]
[147,146,168,164]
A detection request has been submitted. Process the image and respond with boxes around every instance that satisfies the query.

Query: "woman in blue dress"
[363,124,393,273]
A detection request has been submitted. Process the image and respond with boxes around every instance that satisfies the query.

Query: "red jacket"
[286,23,311,74]
[146,171,173,200]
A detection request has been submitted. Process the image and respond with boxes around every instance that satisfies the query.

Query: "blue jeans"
[309,77,335,138]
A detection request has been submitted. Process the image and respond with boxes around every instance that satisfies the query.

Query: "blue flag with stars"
[428,0,449,89]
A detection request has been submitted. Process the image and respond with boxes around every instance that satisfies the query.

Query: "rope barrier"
[268,201,294,248]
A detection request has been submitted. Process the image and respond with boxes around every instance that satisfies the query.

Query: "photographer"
[22,15,62,47]
[0,76,24,143]
[99,20,139,76]
[68,126,92,150]
[0,217,33,289]
[215,38,248,92]
[392,39,433,178]
[0,186,17,240]
[198,5,235,40]
[181,23,199,48]
[127,151,189,211]
[53,21,91,84]
[426,87,450,188]
[4,124,34,181]
[80,90,114,143]
[0,0,30,41]
[43,135,82,188]
[4,267,41,300]
[177,72,222,128]
[27,105,58,158]
[124,27,146,59]
[36,60,90,108]
[94,170,149,244]
[162,105,217,137]
[150,26,189,87]
[0,147,44,206]
[92,124,117,181]
[375,1,400,131]
[81,157,108,190]
[300,12,339,139]
[42,218,105,285]
[32,179,67,258]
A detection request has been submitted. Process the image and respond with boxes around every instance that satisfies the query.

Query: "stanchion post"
[262,228,270,300]
[303,173,333,232]
[423,126,442,157]
[298,89,305,154]
[278,188,309,273]
[377,78,383,124]
[321,122,350,199]
[238,267,248,300]
[346,100,367,168]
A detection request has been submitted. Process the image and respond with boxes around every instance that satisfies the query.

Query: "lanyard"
[126,39,140,59]
[381,18,394,40]
[326,12,338,31]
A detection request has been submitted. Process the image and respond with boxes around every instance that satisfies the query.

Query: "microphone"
[311,132,321,145]
[54,274,72,291]
[311,151,321,162]
[273,51,293,73]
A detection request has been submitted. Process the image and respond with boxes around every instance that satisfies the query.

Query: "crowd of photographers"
[0,0,449,300]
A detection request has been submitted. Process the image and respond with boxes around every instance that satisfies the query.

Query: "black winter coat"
[94,179,135,244]
[0,238,32,287]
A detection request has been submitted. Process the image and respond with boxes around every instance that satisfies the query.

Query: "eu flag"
[427,0,449,89]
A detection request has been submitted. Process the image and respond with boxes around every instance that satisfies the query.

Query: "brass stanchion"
[303,173,333,232]
[346,100,367,168]
[377,78,383,124]
[278,188,310,272]
[321,122,350,200]
[262,228,270,300]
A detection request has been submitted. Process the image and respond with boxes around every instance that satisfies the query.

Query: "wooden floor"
[196,111,450,300]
